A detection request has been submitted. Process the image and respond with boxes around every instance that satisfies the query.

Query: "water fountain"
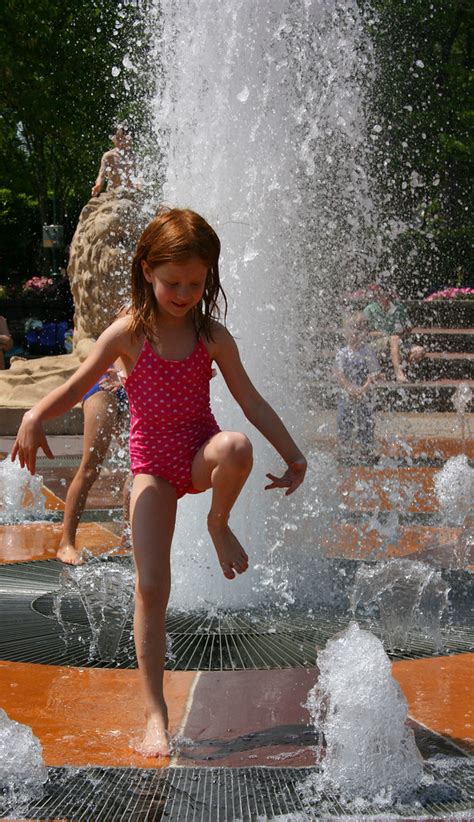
[434,454,473,527]
[145,0,378,612]
[54,556,135,662]
[0,458,46,523]
[452,382,473,450]
[0,2,472,818]
[350,559,450,653]
[0,708,47,816]
[303,622,424,802]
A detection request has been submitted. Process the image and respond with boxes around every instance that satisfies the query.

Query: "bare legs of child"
[389,334,409,383]
[389,336,426,383]
[57,390,118,564]
[131,431,253,757]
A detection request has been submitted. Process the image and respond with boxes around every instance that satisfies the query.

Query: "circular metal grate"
[0,559,471,671]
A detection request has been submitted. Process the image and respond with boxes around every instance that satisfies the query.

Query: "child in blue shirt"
[334,313,381,462]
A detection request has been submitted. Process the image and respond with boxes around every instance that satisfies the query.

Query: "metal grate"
[0,559,472,670]
[37,455,82,468]
[1,762,473,821]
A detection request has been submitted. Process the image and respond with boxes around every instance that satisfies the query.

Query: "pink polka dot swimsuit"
[124,336,220,498]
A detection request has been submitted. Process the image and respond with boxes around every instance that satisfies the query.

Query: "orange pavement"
[0,660,196,768]
[322,523,461,561]
[0,520,463,565]
[42,486,65,511]
[309,435,474,460]
[338,466,438,513]
[392,654,474,755]
[0,522,120,564]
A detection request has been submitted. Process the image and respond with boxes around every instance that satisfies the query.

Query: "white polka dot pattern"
[123,337,220,497]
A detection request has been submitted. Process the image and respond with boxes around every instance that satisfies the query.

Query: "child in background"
[334,313,381,463]
[91,124,138,197]
[57,367,130,564]
[363,282,425,382]
[13,208,307,758]
[0,315,13,369]
[58,303,132,565]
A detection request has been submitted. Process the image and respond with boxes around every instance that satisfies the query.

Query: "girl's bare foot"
[395,369,409,383]
[207,516,249,579]
[56,544,84,565]
[134,713,171,758]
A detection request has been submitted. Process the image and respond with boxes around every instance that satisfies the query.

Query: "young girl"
[12,208,307,757]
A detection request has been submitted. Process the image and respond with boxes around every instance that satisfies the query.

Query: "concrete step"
[311,351,473,382]
[0,407,83,437]
[405,299,474,328]
[411,328,474,353]
[411,353,474,381]
[318,380,474,412]
[313,328,474,355]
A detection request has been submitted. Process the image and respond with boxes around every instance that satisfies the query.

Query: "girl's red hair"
[129,207,227,340]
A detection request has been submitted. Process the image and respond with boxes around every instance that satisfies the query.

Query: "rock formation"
[68,190,146,345]
[0,191,147,431]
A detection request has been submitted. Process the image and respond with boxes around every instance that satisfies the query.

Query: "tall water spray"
[147,1,378,609]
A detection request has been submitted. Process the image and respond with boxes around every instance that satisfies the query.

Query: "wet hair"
[129,207,227,341]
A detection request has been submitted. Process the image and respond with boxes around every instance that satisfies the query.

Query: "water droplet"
[237,85,249,103]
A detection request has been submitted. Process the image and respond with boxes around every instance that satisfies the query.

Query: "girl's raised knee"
[219,432,253,471]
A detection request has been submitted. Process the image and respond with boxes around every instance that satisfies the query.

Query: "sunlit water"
[54,557,135,661]
[146,0,378,610]
[0,708,47,815]
[434,454,473,527]
[351,558,449,652]
[0,458,46,523]
[303,622,423,802]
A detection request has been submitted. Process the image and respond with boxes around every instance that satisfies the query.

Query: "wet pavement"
[0,428,472,820]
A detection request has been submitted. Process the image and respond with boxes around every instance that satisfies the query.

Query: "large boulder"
[68,190,146,345]
[0,191,146,431]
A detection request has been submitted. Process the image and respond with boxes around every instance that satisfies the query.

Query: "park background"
[0,0,472,349]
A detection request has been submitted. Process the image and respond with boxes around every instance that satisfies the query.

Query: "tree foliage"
[361,0,473,294]
[0,0,152,282]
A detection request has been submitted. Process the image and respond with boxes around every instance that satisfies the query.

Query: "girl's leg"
[121,472,133,548]
[131,474,177,756]
[192,431,253,579]
[57,390,117,564]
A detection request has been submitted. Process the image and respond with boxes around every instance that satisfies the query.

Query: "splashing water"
[146,0,378,611]
[0,708,47,815]
[0,458,46,523]
[54,557,135,661]
[434,454,473,527]
[350,559,450,652]
[303,623,423,803]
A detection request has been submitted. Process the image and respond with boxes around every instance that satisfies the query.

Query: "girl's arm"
[12,319,130,474]
[211,326,306,495]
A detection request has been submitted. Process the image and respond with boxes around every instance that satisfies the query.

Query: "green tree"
[0,0,152,281]
[361,0,473,294]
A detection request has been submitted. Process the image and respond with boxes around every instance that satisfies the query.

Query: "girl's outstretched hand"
[11,412,53,475]
[265,457,307,496]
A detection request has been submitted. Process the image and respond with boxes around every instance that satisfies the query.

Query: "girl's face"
[142,257,208,319]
